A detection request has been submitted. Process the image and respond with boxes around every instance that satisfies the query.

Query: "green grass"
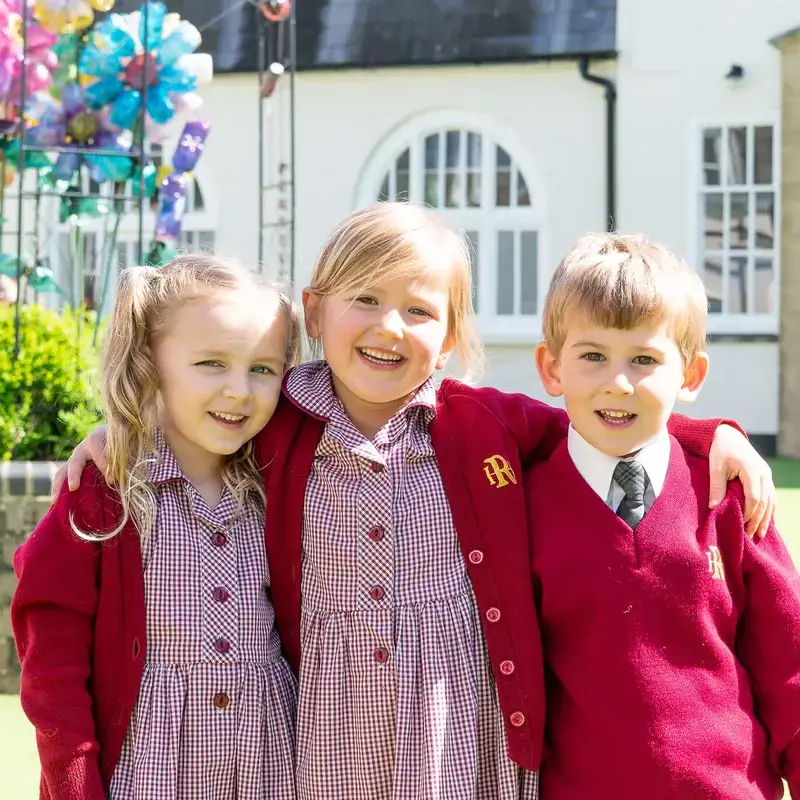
[3,459,800,798]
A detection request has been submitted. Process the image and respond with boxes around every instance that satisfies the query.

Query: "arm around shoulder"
[450,382,569,466]
[11,470,108,800]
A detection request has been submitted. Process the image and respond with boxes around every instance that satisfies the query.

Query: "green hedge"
[0,303,104,461]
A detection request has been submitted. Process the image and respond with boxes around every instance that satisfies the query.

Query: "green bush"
[0,303,104,461]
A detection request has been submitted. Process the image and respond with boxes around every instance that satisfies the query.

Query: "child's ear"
[302,288,321,339]
[535,342,564,397]
[678,351,709,403]
[435,333,456,371]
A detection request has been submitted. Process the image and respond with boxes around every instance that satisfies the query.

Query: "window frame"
[46,152,219,313]
[358,110,548,344]
[690,114,781,335]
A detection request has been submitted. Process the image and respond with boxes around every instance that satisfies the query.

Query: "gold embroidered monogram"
[707,545,725,580]
[483,455,517,488]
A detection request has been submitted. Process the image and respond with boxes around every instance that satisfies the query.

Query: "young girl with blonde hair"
[13,254,302,800]
[57,205,774,799]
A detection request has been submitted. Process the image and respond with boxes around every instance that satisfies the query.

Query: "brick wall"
[0,462,61,693]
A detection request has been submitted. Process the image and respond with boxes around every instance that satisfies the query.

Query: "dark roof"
[110,0,617,73]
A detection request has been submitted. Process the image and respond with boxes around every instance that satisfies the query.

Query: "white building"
[58,0,800,454]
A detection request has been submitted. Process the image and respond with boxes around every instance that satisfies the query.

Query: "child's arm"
[471,386,773,537]
[734,510,800,795]
[11,484,106,800]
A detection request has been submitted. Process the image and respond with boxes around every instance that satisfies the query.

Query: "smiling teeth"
[360,348,402,362]
[212,412,245,422]
[602,411,631,418]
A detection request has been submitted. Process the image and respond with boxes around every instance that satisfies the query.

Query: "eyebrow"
[192,348,283,363]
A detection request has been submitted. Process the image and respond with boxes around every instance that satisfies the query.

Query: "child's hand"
[50,425,109,503]
[708,424,775,540]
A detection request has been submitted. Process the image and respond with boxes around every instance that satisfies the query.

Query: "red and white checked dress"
[109,432,297,800]
[287,363,539,800]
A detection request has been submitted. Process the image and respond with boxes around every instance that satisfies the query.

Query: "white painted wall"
[615,0,794,252]
[196,18,785,438]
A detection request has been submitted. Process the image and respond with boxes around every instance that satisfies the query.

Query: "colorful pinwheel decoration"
[25,83,133,183]
[79,1,212,137]
[0,0,58,105]
[35,0,115,34]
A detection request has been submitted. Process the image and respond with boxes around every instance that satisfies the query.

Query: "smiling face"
[153,287,288,478]
[536,317,709,457]
[303,273,453,436]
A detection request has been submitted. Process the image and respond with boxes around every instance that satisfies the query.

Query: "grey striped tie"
[613,460,647,529]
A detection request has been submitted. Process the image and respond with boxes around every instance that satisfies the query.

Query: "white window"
[365,115,546,343]
[50,148,218,316]
[696,122,779,334]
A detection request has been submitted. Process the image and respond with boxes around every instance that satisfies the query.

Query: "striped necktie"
[613,460,648,529]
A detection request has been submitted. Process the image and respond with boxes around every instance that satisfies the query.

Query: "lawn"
[3,459,800,797]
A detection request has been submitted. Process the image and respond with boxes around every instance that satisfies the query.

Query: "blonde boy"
[524,233,800,799]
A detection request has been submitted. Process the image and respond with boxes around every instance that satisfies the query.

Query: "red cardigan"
[525,439,800,799]
[12,466,144,800]
[257,378,726,770]
[10,383,725,795]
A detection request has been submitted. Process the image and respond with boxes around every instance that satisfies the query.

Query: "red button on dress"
[211,532,228,547]
[510,712,525,727]
[374,647,389,663]
[212,587,230,603]
[214,637,231,654]
[468,550,484,564]
[370,586,385,601]
[499,660,515,675]
[370,462,384,473]
[213,693,230,709]
[486,607,501,623]
[368,526,385,542]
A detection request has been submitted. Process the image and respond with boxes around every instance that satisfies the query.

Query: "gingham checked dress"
[287,362,539,800]
[109,432,297,800]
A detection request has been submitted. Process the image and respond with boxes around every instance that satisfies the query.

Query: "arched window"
[363,115,545,341]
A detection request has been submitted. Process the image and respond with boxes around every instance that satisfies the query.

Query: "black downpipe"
[579,57,617,232]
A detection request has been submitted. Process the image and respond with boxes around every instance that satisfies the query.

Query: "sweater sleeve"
[733,511,800,796]
[10,484,106,800]
[467,384,740,465]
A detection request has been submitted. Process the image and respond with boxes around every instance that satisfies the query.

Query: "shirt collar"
[283,360,437,425]
[147,428,186,485]
[567,425,670,501]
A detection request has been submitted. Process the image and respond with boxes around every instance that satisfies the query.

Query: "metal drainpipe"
[579,56,617,232]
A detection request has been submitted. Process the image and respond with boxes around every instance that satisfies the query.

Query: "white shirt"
[566,426,670,513]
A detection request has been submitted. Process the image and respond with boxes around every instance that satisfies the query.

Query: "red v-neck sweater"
[525,438,800,799]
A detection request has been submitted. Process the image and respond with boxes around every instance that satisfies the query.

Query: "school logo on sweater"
[483,455,517,488]
[707,546,725,580]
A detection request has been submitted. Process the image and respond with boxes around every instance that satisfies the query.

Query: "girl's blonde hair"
[82,253,301,545]
[308,202,484,381]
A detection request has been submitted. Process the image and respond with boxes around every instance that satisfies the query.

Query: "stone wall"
[0,462,61,693]
[774,28,800,457]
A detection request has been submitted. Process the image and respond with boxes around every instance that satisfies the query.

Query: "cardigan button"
[499,660,515,675]
[132,638,141,659]
[510,711,525,727]
[468,550,484,564]
[213,693,230,709]
[486,607,501,623]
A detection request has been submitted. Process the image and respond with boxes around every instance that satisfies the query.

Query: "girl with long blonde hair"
[13,254,301,800]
